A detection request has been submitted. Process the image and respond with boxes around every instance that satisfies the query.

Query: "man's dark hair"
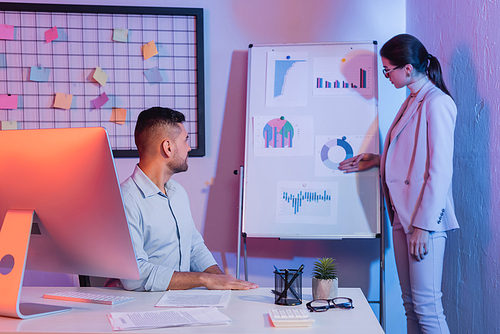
[134,107,186,156]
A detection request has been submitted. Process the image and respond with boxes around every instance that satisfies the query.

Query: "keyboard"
[43,291,135,305]
[268,308,314,327]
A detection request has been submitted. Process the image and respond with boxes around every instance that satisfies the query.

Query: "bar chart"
[316,68,367,89]
[281,189,332,215]
[263,117,294,148]
[313,56,373,96]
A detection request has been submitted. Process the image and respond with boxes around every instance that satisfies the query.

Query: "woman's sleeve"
[411,94,457,231]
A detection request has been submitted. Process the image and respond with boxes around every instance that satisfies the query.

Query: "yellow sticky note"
[1,120,17,130]
[110,108,127,125]
[53,93,73,110]
[93,67,108,86]
[142,41,158,60]
[113,28,128,42]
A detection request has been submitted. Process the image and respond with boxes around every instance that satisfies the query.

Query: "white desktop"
[0,287,384,333]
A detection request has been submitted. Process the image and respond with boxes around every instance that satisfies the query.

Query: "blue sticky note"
[113,28,128,43]
[144,67,164,83]
[30,66,50,82]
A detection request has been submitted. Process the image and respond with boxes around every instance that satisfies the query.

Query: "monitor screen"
[0,127,139,281]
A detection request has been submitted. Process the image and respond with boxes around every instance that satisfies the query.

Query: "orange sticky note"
[142,40,158,60]
[1,120,18,130]
[110,108,127,125]
[0,24,14,40]
[45,26,58,43]
[53,93,73,109]
[0,94,18,109]
[93,67,108,86]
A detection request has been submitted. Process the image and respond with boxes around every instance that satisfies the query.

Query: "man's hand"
[202,273,259,290]
[202,265,258,290]
[338,153,380,173]
[168,265,258,290]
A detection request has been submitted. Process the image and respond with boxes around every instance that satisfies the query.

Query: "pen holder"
[274,269,302,306]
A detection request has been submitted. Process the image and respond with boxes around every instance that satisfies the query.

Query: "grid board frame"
[0,2,205,157]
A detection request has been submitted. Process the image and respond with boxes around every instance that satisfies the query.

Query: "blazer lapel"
[390,81,433,140]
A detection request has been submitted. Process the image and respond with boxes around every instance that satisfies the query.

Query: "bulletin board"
[242,42,381,239]
[0,3,205,157]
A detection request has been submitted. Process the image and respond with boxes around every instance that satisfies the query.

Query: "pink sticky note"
[110,108,127,125]
[53,93,73,109]
[142,41,158,60]
[45,26,58,43]
[91,92,109,109]
[0,94,18,109]
[0,24,14,40]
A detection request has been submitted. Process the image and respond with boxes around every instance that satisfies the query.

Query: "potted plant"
[311,257,338,300]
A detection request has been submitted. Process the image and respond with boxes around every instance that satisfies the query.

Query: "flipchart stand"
[235,166,386,330]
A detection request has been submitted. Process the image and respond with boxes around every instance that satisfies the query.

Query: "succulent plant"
[312,257,338,280]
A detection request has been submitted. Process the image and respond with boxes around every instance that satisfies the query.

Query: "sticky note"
[93,67,108,86]
[0,24,14,40]
[142,41,158,60]
[45,26,58,43]
[113,28,128,43]
[1,120,17,130]
[144,67,163,83]
[91,92,109,109]
[30,66,50,82]
[53,93,73,109]
[0,94,18,109]
[110,108,127,125]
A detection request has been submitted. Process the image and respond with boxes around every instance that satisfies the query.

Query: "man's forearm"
[203,264,224,275]
[167,271,208,290]
[167,268,258,291]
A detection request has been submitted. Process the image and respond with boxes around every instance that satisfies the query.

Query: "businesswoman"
[339,34,458,334]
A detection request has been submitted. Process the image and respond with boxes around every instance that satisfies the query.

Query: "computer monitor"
[0,127,140,319]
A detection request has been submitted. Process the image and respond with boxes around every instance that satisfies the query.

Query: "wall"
[9,0,407,332]
[407,1,500,333]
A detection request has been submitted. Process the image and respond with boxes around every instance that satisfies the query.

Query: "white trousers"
[392,216,450,334]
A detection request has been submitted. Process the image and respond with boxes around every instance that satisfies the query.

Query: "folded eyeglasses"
[306,297,354,312]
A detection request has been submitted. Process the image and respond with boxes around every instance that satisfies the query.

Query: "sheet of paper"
[144,66,163,83]
[108,307,231,331]
[142,40,158,60]
[53,93,72,109]
[155,290,231,308]
[110,108,127,125]
[45,26,58,43]
[30,66,50,82]
[93,66,108,86]
[0,95,18,109]
[91,92,109,109]
[0,24,14,40]
[113,28,128,42]
[1,121,18,130]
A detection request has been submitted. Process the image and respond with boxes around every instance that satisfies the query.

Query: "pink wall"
[407,1,500,332]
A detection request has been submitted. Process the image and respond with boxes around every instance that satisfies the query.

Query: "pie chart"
[320,136,353,169]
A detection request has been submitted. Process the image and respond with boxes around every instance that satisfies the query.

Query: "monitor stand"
[0,210,71,319]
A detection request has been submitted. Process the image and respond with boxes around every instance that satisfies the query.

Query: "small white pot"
[312,277,338,300]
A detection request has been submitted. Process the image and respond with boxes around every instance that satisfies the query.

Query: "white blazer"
[380,80,459,233]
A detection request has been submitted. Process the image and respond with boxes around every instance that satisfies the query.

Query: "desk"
[0,287,384,333]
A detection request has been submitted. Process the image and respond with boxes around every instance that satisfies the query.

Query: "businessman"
[120,106,258,291]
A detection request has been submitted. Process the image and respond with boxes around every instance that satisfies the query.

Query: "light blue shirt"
[120,165,217,291]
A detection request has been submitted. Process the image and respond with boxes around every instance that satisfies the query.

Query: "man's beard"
[169,155,188,174]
